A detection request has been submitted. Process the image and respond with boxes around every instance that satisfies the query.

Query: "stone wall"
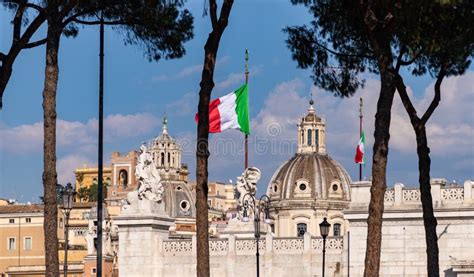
[118,229,345,277]
[346,179,474,276]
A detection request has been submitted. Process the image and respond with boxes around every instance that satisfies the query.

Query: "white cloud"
[0,122,43,154]
[165,92,198,117]
[1,113,161,184]
[215,65,263,90]
[57,154,94,185]
[0,113,160,154]
[152,56,230,82]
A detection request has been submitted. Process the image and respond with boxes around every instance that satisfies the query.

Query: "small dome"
[267,153,351,202]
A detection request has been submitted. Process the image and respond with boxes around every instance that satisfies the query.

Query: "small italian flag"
[195,84,250,135]
[354,131,365,164]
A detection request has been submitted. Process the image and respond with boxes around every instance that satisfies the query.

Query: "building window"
[8,237,16,250]
[180,200,190,212]
[168,152,171,164]
[299,183,307,191]
[9,218,14,224]
[333,223,341,237]
[25,218,32,223]
[119,169,128,188]
[91,268,97,274]
[161,153,165,166]
[24,237,32,250]
[315,130,319,148]
[297,223,307,237]
[307,129,312,146]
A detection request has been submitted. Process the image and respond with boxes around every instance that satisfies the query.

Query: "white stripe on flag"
[218,92,240,131]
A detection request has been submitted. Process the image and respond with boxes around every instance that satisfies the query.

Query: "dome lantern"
[297,98,326,154]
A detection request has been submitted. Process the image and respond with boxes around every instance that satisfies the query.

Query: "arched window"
[301,130,304,145]
[119,170,128,188]
[315,130,319,148]
[307,129,312,146]
[167,153,171,164]
[160,152,165,166]
[297,223,307,237]
[333,223,341,236]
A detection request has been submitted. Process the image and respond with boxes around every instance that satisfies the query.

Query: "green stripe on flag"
[235,84,250,135]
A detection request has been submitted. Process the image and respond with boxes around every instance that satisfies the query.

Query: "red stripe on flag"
[209,98,221,133]
[195,98,222,133]
[354,145,363,164]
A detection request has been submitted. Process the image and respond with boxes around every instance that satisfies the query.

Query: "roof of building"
[0,204,44,214]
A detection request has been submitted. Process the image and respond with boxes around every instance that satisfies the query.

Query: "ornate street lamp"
[319,217,331,277]
[241,193,271,277]
[62,183,76,277]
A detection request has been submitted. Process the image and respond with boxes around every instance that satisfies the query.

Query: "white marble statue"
[235,167,261,210]
[134,144,164,202]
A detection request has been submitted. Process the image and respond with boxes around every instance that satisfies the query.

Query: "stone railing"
[381,179,473,206]
[162,234,343,257]
[163,239,193,256]
[273,237,303,253]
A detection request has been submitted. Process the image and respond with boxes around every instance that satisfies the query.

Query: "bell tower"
[297,96,326,154]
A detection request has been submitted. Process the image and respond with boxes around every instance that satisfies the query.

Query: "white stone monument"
[115,144,174,276]
[221,167,269,239]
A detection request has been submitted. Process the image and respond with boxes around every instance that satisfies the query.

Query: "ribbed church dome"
[266,153,351,202]
[265,99,351,206]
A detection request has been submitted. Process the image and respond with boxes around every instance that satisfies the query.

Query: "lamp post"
[319,217,331,277]
[241,193,271,277]
[62,183,76,277]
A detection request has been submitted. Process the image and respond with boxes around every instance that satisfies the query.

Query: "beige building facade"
[0,205,45,274]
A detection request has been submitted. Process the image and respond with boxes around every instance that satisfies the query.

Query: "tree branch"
[315,40,375,60]
[24,38,47,49]
[398,50,421,67]
[421,67,446,124]
[394,72,421,127]
[71,19,126,25]
[209,0,218,29]
[395,46,407,72]
[57,1,77,20]
[13,2,27,43]
[62,8,100,28]
[25,3,45,13]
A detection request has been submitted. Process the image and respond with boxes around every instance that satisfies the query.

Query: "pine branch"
[24,38,47,49]
[421,67,446,124]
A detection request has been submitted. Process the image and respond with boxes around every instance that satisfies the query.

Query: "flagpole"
[359,97,363,181]
[244,49,249,170]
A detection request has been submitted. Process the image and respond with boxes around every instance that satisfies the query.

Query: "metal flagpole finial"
[245,49,249,74]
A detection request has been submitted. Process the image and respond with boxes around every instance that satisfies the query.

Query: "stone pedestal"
[115,199,174,277]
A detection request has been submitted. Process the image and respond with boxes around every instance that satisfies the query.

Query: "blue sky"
[0,1,473,202]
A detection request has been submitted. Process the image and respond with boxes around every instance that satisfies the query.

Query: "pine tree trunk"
[42,21,61,277]
[196,2,233,276]
[416,125,440,276]
[363,69,396,277]
[394,71,442,276]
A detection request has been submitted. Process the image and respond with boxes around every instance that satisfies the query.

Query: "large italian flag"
[195,84,250,135]
[354,131,365,164]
